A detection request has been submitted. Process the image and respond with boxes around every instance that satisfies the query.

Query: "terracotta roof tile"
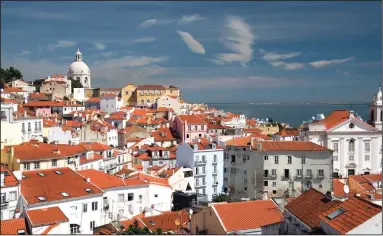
[0,165,19,187]
[3,87,27,93]
[151,128,176,141]
[139,210,189,232]
[86,97,101,103]
[319,196,382,234]
[317,110,350,129]
[127,173,170,187]
[275,128,300,137]
[285,189,341,229]
[255,141,331,152]
[177,115,207,125]
[21,167,103,205]
[362,174,382,182]
[26,206,69,227]
[0,218,27,235]
[78,169,126,189]
[213,200,284,232]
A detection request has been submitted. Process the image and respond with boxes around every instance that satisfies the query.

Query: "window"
[224,168,227,173]
[52,159,57,167]
[272,182,276,187]
[24,163,30,170]
[202,166,205,174]
[274,156,279,164]
[28,123,31,132]
[34,162,40,169]
[9,210,15,219]
[202,155,206,162]
[297,169,302,177]
[349,139,355,152]
[196,178,199,186]
[83,203,88,213]
[186,134,189,138]
[264,155,268,161]
[288,156,292,164]
[284,169,290,178]
[301,156,306,164]
[333,155,338,161]
[70,224,80,234]
[202,177,206,185]
[35,122,37,131]
[326,208,345,220]
[213,155,217,162]
[319,184,323,188]
[201,125,204,130]
[9,191,17,201]
[307,169,312,177]
[149,161,153,166]
[364,142,370,152]
[202,188,206,195]
[61,192,70,197]
[318,169,324,178]
[271,169,276,176]
[154,194,158,198]
[244,170,247,175]
[244,179,247,184]
[213,165,217,173]
[92,201,98,211]
[125,91,129,95]
[243,156,246,163]
[231,155,235,163]
[22,123,25,132]
[264,181,268,187]
[128,193,134,201]
[365,155,370,161]
[188,125,191,131]
[214,187,217,193]
[194,125,198,131]
[349,155,354,161]
[118,194,124,202]
[333,143,339,152]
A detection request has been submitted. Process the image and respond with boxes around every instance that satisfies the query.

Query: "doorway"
[347,169,355,176]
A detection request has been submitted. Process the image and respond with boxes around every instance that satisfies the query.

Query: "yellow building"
[121,83,137,106]
[258,124,280,135]
[136,85,180,105]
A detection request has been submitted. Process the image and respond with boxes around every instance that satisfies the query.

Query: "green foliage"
[0,67,23,88]
[32,79,45,92]
[70,78,83,93]
[119,219,158,235]
[212,193,229,202]
[43,137,48,143]
[63,96,70,101]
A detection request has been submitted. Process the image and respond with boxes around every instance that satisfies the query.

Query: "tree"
[119,220,157,235]
[0,67,23,88]
[212,193,229,202]
[70,78,83,93]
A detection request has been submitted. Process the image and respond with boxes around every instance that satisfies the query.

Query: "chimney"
[86,178,91,182]
[325,191,332,201]
[349,110,355,118]
[193,144,198,151]
[0,172,4,187]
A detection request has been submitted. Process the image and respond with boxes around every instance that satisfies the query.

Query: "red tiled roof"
[225,136,252,147]
[29,93,51,99]
[0,165,19,187]
[249,132,272,140]
[285,189,341,229]
[3,87,27,93]
[127,172,170,187]
[274,128,300,137]
[133,164,143,170]
[86,97,101,103]
[102,93,117,97]
[78,169,126,189]
[1,97,18,103]
[177,114,207,125]
[0,218,27,235]
[243,128,262,133]
[188,142,224,150]
[319,197,382,234]
[23,101,65,107]
[255,141,331,152]
[79,153,103,165]
[213,200,284,232]
[363,174,382,182]
[139,210,189,232]
[132,109,147,117]
[21,167,103,205]
[317,110,350,130]
[26,206,69,227]
[151,127,176,141]
[136,84,165,90]
[332,179,353,198]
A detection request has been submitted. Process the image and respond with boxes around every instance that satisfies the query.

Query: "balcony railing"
[281,174,291,180]
[195,172,206,177]
[194,160,206,166]
[317,175,325,179]
[0,201,9,209]
[264,173,277,179]
[305,173,313,179]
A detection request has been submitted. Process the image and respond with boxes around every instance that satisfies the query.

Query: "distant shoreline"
[204,102,370,106]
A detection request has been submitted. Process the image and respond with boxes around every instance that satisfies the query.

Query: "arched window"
[76,77,80,81]
[147,99,150,103]
[349,139,355,152]
[141,99,144,104]
[84,77,88,84]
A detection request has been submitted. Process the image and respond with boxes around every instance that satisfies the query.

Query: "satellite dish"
[189,209,193,215]
[344,185,350,194]
[373,182,378,188]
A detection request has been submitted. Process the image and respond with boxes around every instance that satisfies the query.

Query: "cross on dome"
[75,48,82,62]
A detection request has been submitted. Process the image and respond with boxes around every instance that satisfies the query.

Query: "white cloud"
[309,57,354,68]
[176,31,205,54]
[270,61,305,70]
[93,56,169,69]
[139,19,173,28]
[20,50,30,55]
[180,14,204,23]
[130,37,156,43]
[213,16,255,67]
[46,40,76,52]
[260,49,301,62]
[93,42,106,50]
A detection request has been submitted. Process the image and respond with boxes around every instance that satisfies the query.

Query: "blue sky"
[1,1,381,103]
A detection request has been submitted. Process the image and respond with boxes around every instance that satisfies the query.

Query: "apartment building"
[150,127,177,148]
[20,167,104,234]
[131,144,177,172]
[11,79,36,93]
[0,165,21,220]
[121,83,137,106]
[224,138,333,200]
[100,93,123,113]
[136,85,180,107]
[156,95,182,114]
[176,141,224,202]
[173,114,208,143]
[40,80,68,98]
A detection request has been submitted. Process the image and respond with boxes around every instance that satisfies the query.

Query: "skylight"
[54,170,62,175]
[61,192,70,197]
[84,188,93,193]
[37,196,46,201]
[326,208,346,220]
[37,173,46,177]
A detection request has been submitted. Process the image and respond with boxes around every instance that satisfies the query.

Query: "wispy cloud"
[20,50,31,56]
[139,19,173,28]
[270,61,305,70]
[259,49,301,62]
[93,42,106,50]
[213,16,255,67]
[176,31,205,54]
[180,14,204,23]
[130,37,156,44]
[46,40,76,52]
[309,57,354,68]
[93,56,169,69]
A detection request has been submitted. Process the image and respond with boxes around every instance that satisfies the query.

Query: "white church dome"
[68,49,90,75]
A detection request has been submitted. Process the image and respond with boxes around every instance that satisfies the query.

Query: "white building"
[46,126,73,144]
[302,109,382,177]
[224,138,333,200]
[67,49,91,88]
[100,94,121,114]
[156,95,182,114]
[73,88,86,102]
[0,165,21,220]
[45,75,72,96]
[369,86,382,131]
[222,114,246,129]
[164,167,195,193]
[176,141,224,202]
[11,79,36,93]
[20,167,104,234]
[25,206,70,234]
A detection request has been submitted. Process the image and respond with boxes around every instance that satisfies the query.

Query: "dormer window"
[84,188,92,193]
[37,196,46,201]
[61,192,70,197]
[55,170,62,175]
[37,173,46,177]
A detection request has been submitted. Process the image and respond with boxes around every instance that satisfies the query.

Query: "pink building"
[174,114,208,143]
[23,101,55,117]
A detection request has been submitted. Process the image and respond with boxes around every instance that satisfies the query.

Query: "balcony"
[281,174,291,180]
[195,172,206,177]
[212,181,219,186]
[194,160,206,166]
[264,173,277,179]
[317,175,325,179]
[305,173,313,179]
[103,203,109,211]
[294,175,303,179]
[212,171,218,175]
[195,182,206,188]
[0,201,9,209]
